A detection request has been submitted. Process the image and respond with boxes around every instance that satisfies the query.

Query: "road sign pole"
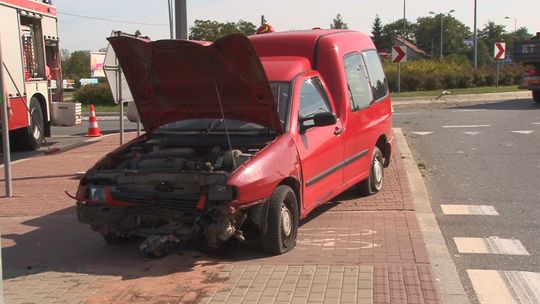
[496,59,500,89]
[397,62,401,94]
[118,67,124,145]
[0,33,13,197]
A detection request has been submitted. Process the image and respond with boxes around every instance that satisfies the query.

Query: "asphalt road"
[393,98,540,304]
[1,118,139,162]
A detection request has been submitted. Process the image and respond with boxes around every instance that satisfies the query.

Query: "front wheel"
[358,147,385,195]
[533,91,540,103]
[262,185,299,254]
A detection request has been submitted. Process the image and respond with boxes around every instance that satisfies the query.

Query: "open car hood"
[108,34,282,134]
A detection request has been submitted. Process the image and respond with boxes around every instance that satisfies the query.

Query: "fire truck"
[0,0,62,150]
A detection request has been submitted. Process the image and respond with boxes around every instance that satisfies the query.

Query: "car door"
[342,52,374,184]
[293,75,344,212]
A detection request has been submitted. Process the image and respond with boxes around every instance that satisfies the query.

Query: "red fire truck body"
[0,0,62,150]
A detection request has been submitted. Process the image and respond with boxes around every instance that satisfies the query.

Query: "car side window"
[344,53,373,111]
[299,77,332,126]
[362,50,389,102]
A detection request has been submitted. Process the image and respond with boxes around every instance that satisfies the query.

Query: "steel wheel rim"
[30,108,41,139]
[373,158,383,187]
[281,203,292,237]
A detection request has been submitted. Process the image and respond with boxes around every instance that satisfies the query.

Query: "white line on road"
[454,237,529,255]
[451,109,485,112]
[512,130,534,135]
[440,205,499,215]
[410,131,434,136]
[464,131,481,135]
[532,122,540,125]
[442,124,491,128]
[468,270,540,304]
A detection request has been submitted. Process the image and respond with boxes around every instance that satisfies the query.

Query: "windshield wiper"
[205,118,223,135]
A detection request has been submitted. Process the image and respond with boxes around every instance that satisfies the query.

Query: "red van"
[75,30,393,257]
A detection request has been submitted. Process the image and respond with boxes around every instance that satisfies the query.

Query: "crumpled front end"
[75,136,273,257]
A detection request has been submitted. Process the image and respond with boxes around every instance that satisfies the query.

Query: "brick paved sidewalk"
[0,132,441,304]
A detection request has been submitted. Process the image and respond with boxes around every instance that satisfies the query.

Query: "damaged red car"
[75,29,393,257]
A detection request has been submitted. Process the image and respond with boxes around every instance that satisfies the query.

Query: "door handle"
[334,127,344,136]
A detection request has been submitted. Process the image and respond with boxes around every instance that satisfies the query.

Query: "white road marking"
[452,109,485,112]
[440,205,499,215]
[442,124,490,128]
[411,131,433,136]
[512,130,534,135]
[464,131,481,135]
[532,122,540,125]
[454,237,529,255]
[468,270,540,304]
[393,112,419,115]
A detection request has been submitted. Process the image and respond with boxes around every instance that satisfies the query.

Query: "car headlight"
[89,186,107,203]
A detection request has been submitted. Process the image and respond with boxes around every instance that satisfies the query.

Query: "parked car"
[74,30,393,257]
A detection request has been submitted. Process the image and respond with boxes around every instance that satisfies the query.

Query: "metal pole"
[261,15,265,26]
[402,0,406,40]
[174,0,187,39]
[496,59,500,88]
[474,0,478,68]
[397,63,401,94]
[168,0,174,38]
[118,69,124,145]
[0,33,13,197]
[440,14,444,60]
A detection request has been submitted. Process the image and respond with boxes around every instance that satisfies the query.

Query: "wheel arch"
[375,134,391,167]
[278,177,302,215]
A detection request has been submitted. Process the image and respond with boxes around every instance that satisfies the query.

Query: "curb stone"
[394,128,470,304]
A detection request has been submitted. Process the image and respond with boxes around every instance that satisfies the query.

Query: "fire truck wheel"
[17,98,44,150]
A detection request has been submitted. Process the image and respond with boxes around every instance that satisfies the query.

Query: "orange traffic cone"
[85,104,102,137]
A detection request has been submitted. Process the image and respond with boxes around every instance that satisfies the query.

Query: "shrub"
[73,83,114,105]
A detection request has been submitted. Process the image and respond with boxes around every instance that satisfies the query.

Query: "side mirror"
[299,112,337,134]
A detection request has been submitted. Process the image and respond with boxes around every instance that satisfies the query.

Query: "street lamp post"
[505,16,517,34]
[430,9,455,60]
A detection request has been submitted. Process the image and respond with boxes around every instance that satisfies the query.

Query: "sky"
[54,0,540,51]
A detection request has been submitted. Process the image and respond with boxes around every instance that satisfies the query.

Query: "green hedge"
[73,83,114,105]
[384,59,522,92]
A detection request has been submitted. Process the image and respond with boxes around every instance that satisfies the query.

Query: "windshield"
[155,81,291,134]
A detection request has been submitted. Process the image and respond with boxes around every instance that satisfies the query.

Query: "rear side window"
[362,50,389,101]
[344,53,373,111]
[299,77,332,126]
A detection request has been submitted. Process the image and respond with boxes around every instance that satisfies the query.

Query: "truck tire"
[16,98,44,150]
[262,185,298,254]
[533,91,540,103]
[358,147,384,195]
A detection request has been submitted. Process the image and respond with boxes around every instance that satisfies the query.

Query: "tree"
[189,19,257,41]
[380,19,416,50]
[371,15,384,50]
[63,50,90,82]
[330,14,348,29]
[415,16,471,59]
[478,21,507,51]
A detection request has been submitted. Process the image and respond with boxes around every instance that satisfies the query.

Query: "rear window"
[344,53,373,111]
[362,50,389,101]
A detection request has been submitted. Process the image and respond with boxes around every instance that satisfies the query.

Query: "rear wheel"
[358,147,384,195]
[16,98,44,150]
[533,91,540,103]
[262,185,298,254]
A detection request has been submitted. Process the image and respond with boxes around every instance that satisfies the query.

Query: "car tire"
[262,185,299,255]
[358,147,384,195]
[533,91,540,103]
[100,226,130,244]
[16,97,44,150]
